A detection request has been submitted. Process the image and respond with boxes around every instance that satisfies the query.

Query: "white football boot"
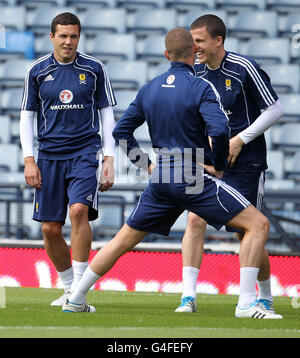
[51,289,71,306]
[235,300,283,319]
[175,296,197,312]
[62,299,96,313]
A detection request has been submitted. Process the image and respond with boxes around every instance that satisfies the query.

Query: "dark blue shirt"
[194,51,278,172]
[21,52,116,159]
[113,61,230,175]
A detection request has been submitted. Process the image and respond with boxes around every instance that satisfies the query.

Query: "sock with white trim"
[181,266,199,299]
[57,267,73,292]
[70,260,88,293]
[238,267,259,309]
[257,278,273,302]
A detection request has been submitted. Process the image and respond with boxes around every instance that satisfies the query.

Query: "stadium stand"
[106,60,147,89]
[217,0,266,11]
[228,11,278,39]
[66,0,117,10]
[0,0,299,250]
[0,31,35,60]
[127,9,177,36]
[85,33,136,61]
[242,38,290,65]
[80,8,127,35]
[262,64,300,94]
[167,0,217,11]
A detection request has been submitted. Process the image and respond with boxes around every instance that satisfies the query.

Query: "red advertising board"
[0,247,299,296]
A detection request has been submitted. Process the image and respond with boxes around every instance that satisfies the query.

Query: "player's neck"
[206,49,226,70]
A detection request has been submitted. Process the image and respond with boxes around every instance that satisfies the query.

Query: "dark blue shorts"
[126,174,251,236]
[33,153,100,224]
[222,170,265,232]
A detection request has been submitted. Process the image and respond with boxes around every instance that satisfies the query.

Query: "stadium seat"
[277,94,300,122]
[113,90,138,119]
[0,31,35,60]
[279,13,300,38]
[80,8,126,35]
[17,0,67,9]
[91,195,125,238]
[138,35,166,63]
[217,0,266,11]
[286,151,300,181]
[0,6,26,31]
[106,61,147,90]
[264,179,295,190]
[0,88,24,118]
[0,116,11,144]
[0,59,33,89]
[85,33,136,62]
[229,11,277,39]
[167,0,216,11]
[224,37,240,53]
[272,123,300,153]
[118,0,167,10]
[180,10,227,29]
[243,38,290,65]
[27,7,76,35]
[266,150,284,179]
[262,64,300,94]
[268,0,300,13]
[66,0,117,10]
[0,144,20,172]
[128,9,176,36]
[290,42,300,65]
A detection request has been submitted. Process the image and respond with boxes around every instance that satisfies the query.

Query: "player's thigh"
[186,177,251,230]
[33,159,68,223]
[67,153,100,221]
[226,204,269,234]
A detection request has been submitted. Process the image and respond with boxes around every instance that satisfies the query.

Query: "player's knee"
[42,222,62,240]
[249,213,270,241]
[69,203,88,224]
[187,212,206,230]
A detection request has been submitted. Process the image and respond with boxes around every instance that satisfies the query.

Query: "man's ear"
[164,50,171,61]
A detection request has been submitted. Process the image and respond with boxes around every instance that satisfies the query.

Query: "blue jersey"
[194,51,278,172]
[113,61,230,175]
[21,52,116,160]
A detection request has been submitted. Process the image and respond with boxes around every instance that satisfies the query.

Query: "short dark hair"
[51,12,81,34]
[165,28,194,61]
[190,14,226,43]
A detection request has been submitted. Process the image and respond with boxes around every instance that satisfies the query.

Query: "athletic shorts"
[33,153,101,224]
[222,170,265,232]
[126,174,251,236]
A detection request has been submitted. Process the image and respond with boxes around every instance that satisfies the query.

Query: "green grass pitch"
[0,287,299,338]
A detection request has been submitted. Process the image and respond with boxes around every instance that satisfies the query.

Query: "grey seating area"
[0,0,300,253]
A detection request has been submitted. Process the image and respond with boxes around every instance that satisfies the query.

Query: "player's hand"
[201,163,224,179]
[99,156,115,192]
[24,156,42,189]
[227,135,245,168]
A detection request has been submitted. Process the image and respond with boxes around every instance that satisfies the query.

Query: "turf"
[0,287,299,338]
